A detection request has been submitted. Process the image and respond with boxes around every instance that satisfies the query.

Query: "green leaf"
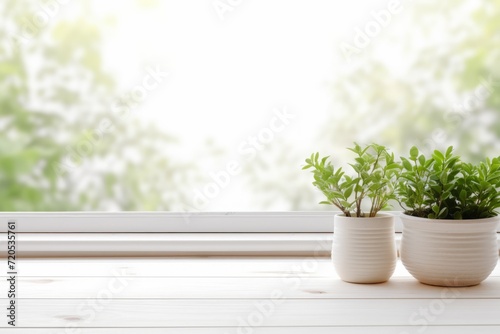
[445,146,454,158]
[355,157,365,165]
[440,171,448,185]
[386,163,401,170]
[343,186,353,199]
[438,207,448,218]
[410,146,419,158]
[433,150,445,163]
[418,155,425,166]
[401,158,412,171]
[459,189,467,203]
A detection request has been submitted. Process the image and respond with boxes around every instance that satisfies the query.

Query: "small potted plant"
[303,143,400,283]
[397,146,500,287]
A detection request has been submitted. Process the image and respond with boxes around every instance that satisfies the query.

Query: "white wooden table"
[1,257,499,333]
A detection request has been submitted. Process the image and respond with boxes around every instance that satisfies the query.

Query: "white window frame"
[0,211,401,233]
[1,212,499,257]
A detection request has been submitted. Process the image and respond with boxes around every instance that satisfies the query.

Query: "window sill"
[2,212,499,258]
[3,233,500,258]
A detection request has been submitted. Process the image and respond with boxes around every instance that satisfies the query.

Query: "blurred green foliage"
[246,0,500,210]
[325,0,500,161]
[0,0,194,211]
[1,0,499,212]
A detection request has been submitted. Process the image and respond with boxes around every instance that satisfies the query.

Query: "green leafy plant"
[397,146,500,219]
[303,143,400,217]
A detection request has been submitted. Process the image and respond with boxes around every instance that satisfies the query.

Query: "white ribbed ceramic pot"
[332,213,397,284]
[400,214,499,287]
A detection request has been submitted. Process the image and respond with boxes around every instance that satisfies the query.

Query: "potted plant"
[303,143,400,283]
[397,146,500,287]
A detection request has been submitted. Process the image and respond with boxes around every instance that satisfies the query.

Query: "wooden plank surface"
[1,299,500,327]
[3,276,500,299]
[0,257,498,331]
[4,327,500,334]
[10,257,500,277]
[10,257,338,277]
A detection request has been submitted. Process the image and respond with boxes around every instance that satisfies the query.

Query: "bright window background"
[1,0,499,211]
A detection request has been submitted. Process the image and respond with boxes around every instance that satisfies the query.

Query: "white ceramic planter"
[332,213,397,283]
[400,214,500,287]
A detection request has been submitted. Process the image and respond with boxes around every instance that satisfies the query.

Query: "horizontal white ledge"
[1,212,498,257]
[0,211,399,233]
[2,212,500,233]
[1,233,499,258]
[0,233,333,258]
[1,328,499,334]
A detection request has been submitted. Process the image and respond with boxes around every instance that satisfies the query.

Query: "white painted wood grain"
[1,327,499,334]
[2,258,339,277]
[2,299,499,328]
[4,276,500,299]
[0,257,499,331]
[9,258,499,278]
